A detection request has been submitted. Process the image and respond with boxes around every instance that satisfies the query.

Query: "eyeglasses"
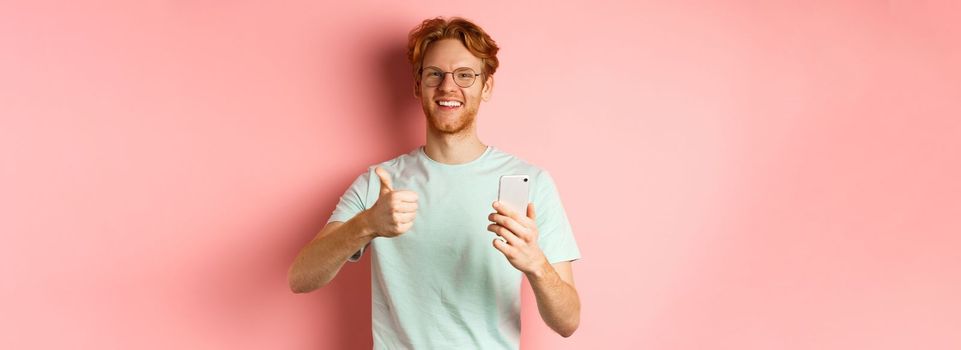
[420,67,482,88]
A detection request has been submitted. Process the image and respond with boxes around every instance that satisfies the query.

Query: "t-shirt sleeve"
[532,170,581,264]
[327,167,375,262]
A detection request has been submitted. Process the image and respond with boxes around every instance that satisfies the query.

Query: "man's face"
[416,39,493,135]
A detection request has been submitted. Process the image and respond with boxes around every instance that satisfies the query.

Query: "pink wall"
[2,1,959,349]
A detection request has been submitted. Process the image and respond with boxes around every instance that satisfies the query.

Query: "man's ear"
[481,75,494,101]
[413,82,420,99]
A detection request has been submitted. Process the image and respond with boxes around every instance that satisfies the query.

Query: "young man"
[288,17,581,349]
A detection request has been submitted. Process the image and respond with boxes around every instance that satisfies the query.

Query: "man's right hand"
[365,166,419,238]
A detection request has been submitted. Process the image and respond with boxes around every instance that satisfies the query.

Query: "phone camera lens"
[523,178,528,182]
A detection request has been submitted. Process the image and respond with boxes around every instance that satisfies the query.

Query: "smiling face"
[415,39,493,136]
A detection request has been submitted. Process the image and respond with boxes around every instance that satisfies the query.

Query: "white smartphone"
[497,175,530,214]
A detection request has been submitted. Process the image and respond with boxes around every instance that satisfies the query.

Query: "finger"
[394,202,418,213]
[494,201,519,220]
[492,237,515,256]
[393,190,419,203]
[395,212,417,224]
[527,202,536,220]
[488,223,522,246]
[375,166,393,194]
[488,213,529,241]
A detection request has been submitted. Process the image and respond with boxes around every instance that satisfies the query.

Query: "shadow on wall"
[375,35,425,153]
[193,23,423,350]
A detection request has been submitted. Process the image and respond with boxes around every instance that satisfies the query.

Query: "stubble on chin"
[423,103,478,136]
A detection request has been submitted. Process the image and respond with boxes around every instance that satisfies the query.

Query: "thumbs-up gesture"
[365,166,419,238]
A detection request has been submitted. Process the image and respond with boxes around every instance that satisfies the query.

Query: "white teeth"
[438,100,462,107]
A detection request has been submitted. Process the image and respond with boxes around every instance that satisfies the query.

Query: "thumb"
[527,202,536,220]
[375,166,393,194]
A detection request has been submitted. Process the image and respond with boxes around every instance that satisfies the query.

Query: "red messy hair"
[407,17,500,88]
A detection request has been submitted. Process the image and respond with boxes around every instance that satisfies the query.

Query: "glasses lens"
[421,68,478,88]
[453,68,477,88]
[422,68,443,87]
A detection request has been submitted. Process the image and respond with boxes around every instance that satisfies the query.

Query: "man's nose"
[438,72,458,91]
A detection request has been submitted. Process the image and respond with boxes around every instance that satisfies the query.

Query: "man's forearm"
[526,259,580,337]
[288,211,376,293]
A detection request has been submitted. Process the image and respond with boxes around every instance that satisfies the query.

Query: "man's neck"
[424,127,487,165]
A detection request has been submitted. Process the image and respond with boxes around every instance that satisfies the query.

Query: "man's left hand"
[487,201,549,275]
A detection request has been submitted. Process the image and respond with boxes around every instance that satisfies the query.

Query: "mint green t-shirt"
[327,145,581,350]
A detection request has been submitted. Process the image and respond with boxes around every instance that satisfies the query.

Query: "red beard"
[422,100,478,135]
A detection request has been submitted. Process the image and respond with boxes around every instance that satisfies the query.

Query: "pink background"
[2,1,959,349]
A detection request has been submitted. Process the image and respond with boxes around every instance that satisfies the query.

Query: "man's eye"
[458,73,473,79]
[427,71,442,77]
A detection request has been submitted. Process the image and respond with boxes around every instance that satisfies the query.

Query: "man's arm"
[289,166,418,294]
[487,201,581,337]
[527,260,580,337]
[287,211,376,293]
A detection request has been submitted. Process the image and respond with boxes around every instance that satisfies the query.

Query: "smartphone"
[498,175,530,214]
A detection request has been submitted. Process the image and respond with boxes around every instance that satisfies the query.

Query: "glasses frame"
[419,66,483,88]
